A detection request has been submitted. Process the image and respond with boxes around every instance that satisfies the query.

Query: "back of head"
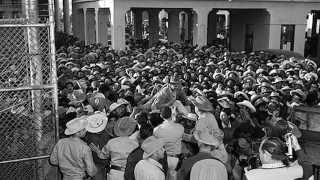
[136,112,149,125]
[261,137,289,166]
[139,123,153,140]
[160,106,172,119]
[149,112,164,127]
[190,159,227,180]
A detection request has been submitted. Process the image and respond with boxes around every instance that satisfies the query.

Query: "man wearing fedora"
[134,136,166,180]
[177,131,227,180]
[50,117,97,180]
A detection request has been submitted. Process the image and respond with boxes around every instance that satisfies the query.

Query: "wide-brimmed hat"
[237,100,256,113]
[182,113,198,121]
[234,91,249,101]
[109,98,129,112]
[217,97,231,109]
[189,96,214,112]
[114,116,137,137]
[290,89,306,101]
[86,112,108,133]
[65,116,88,135]
[194,131,221,147]
[141,136,166,159]
[88,92,106,111]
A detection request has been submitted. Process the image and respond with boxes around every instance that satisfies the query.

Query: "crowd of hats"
[57,42,320,136]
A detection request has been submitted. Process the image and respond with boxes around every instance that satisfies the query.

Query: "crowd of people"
[50,40,319,180]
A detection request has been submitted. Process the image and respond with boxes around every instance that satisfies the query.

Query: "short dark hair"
[136,112,148,125]
[160,106,172,119]
[149,112,163,127]
[139,123,153,140]
[261,137,289,166]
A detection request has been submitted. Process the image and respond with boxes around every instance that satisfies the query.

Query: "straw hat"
[194,131,220,147]
[290,89,306,101]
[189,96,214,112]
[141,136,166,159]
[114,116,137,137]
[182,113,198,121]
[86,112,108,133]
[237,100,256,113]
[65,116,88,135]
[109,98,129,112]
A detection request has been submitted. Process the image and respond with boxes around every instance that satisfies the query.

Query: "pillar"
[267,9,281,51]
[95,8,109,45]
[133,9,143,40]
[95,8,99,44]
[110,6,127,50]
[187,10,194,44]
[192,11,198,45]
[295,24,307,54]
[83,8,88,45]
[168,9,180,42]
[207,10,217,45]
[63,0,71,34]
[194,7,211,46]
[54,0,61,31]
[149,9,160,47]
[180,12,188,42]
[86,9,96,45]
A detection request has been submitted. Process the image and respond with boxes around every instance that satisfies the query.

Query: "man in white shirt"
[154,106,184,180]
[134,136,166,180]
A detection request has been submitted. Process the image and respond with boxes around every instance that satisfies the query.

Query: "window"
[0,12,4,19]
[280,25,295,51]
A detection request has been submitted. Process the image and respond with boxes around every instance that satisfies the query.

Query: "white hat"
[237,100,256,113]
[194,131,221,147]
[109,98,129,112]
[182,113,198,121]
[86,112,108,133]
[65,116,88,135]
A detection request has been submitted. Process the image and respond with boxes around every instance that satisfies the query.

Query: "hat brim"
[113,118,137,137]
[194,133,220,147]
[190,99,214,112]
[86,119,108,133]
[109,102,127,112]
[65,127,82,135]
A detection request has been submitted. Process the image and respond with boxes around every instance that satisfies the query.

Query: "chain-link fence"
[0,1,58,179]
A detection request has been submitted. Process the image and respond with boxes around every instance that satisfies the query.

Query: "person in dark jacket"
[124,123,153,180]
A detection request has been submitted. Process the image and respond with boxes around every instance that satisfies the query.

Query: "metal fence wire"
[0,1,58,180]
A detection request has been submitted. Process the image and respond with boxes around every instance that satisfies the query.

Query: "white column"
[110,6,127,50]
[168,9,180,43]
[63,0,71,34]
[192,11,198,45]
[95,8,99,44]
[149,9,160,47]
[54,0,61,31]
[83,8,88,45]
[194,8,211,46]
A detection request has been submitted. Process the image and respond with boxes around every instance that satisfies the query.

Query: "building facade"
[70,0,320,55]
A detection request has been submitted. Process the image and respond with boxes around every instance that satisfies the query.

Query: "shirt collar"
[147,158,163,170]
[261,162,285,169]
